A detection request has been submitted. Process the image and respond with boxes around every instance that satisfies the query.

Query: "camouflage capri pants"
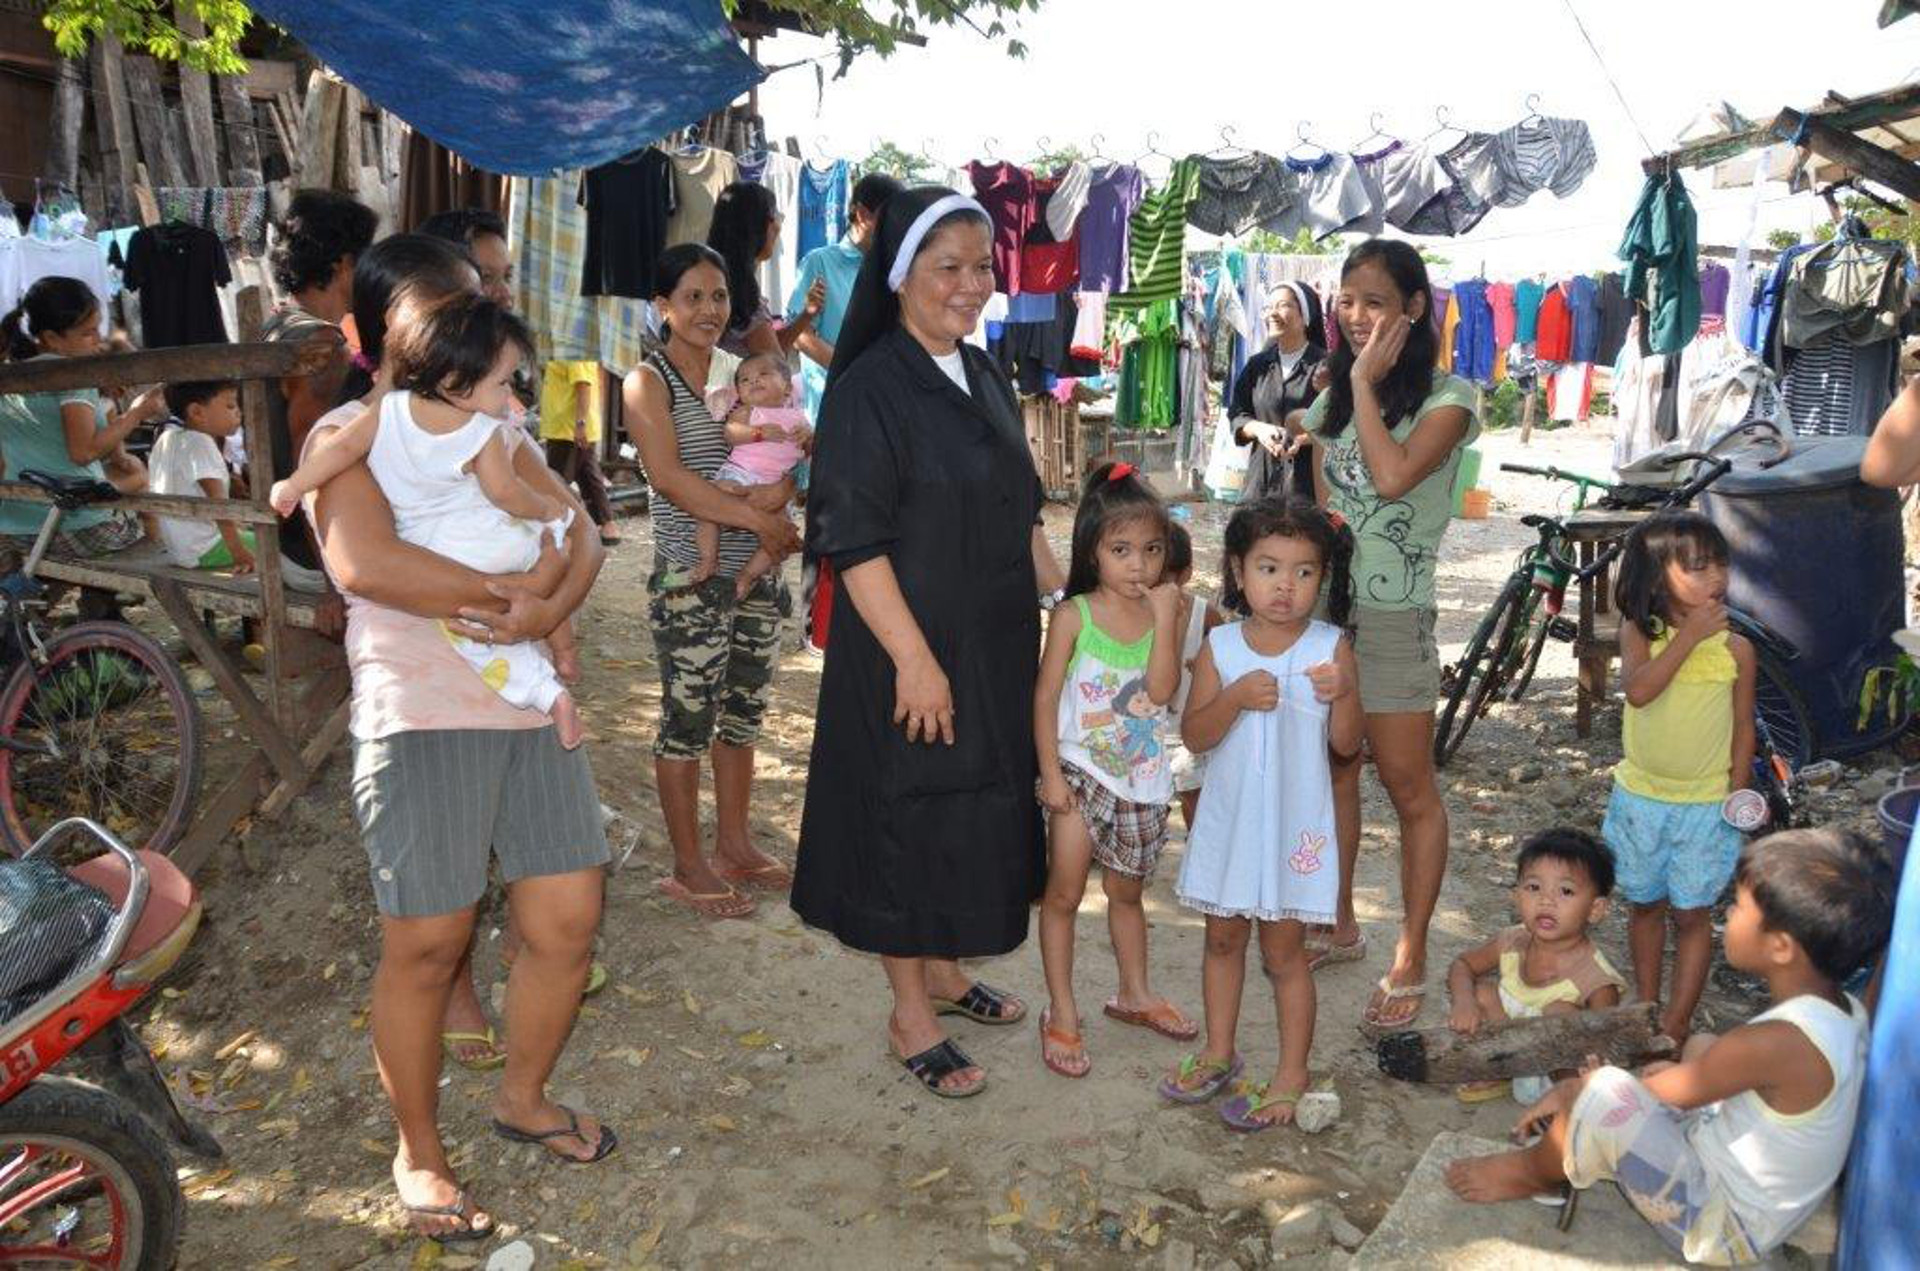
[648,570,791,761]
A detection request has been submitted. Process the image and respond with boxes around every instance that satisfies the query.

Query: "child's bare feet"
[1445,1148,1555,1202]
[552,691,584,749]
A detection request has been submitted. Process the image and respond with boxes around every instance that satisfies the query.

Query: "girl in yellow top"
[1604,513,1755,1046]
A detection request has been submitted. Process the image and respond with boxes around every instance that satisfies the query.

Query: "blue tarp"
[248,0,764,176]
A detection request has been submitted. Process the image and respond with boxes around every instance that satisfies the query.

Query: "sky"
[754,0,1920,281]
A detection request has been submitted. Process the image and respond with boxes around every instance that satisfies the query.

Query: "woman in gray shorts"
[1298,240,1481,1037]
[308,234,613,1243]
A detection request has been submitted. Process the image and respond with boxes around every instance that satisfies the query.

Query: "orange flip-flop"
[657,877,755,919]
[1040,1009,1090,1078]
[716,861,793,891]
[1103,998,1200,1041]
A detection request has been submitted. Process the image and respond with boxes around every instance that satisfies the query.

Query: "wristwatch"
[1039,588,1066,612]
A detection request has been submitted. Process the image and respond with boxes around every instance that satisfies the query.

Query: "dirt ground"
[146,418,1883,1269]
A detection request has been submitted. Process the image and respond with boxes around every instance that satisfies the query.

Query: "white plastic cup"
[1723,789,1770,833]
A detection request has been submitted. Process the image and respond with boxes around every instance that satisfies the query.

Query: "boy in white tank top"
[1446,828,1894,1265]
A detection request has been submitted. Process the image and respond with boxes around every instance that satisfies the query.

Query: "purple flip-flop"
[1219,1082,1303,1132]
[1156,1053,1244,1104]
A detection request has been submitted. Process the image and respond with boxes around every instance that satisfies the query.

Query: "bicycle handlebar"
[1499,462,1616,492]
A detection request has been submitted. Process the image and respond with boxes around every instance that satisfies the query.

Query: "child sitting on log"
[1446,828,1626,1105]
[1447,828,1893,1267]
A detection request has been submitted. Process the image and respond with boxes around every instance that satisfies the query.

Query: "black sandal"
[402,1188,495,1245]
[932,981,1027,1025]
[491,1105,619,1163]
[895,1039,985,1098]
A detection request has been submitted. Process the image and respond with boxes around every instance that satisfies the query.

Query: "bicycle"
[1433,424,1815,831]
[0,472,203,857]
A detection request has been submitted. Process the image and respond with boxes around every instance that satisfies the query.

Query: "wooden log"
[214,74,261,186]
[168,752,270,878]
[1773,111,1920,203]
[1375,1001,1672,1085]
[151,579,308,784]
[256,670,350,820]
[264,98,296,174]
[89,38,140,220]
[41,52,85,191]
[173,6,222,187]
[123,56,187,188]
[0,335,341,395]
[335,83,362,193]
[0,484,278,526]
[296,71,341,190]
[235,287,292,732]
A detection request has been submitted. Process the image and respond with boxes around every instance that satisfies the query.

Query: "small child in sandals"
[1159,498,1362,1130]
[1445,827,1626,1105]
[1034,462,1197,1079]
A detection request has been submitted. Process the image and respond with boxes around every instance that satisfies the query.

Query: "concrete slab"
[1350,1131,1687,1269]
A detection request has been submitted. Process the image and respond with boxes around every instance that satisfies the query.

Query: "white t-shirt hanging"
[932,348,970,394]
[10,237,113,335]
[1045,161,1093,240]
[147,424,230,566]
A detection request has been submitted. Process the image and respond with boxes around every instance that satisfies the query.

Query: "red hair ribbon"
[1108,462,1136,482]
[1325,509,1347,530]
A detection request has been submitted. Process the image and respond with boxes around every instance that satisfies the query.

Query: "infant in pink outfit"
[700,352,811,598]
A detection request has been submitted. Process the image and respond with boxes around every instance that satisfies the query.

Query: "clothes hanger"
[1207,125,1253,159]
[1422,105,1466,150]
[1351,112,1396,153]
[1285,121,1328,163]
[1088,132,1110,164]
[982,135,1003,162]
[1131,130,1171,166]
[1520,93,1546,127]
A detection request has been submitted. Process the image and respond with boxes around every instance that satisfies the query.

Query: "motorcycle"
[0,817,220,1269]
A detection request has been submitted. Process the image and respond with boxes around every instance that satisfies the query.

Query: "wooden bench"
[0,289,349,875]
[1567,507,1649,737]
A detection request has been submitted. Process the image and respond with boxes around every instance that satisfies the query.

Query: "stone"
[1266,1201,1329,1258]
[1236,1234,1270,1268]
[1162,1237,1198,1271]
[1509,763,1544,784]
[985,1229,1028,1264]
[1326,1210,1366,1250]
[1294,1091,1341,1135]
[485,1242,535,1271]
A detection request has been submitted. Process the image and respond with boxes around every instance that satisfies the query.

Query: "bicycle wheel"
[0,621,203,858]
[1435,574,1530,768]
[1752,648,1815,770]
[1506,591,1561,704]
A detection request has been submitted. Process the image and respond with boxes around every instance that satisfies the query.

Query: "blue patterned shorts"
[1602,784,1741,910]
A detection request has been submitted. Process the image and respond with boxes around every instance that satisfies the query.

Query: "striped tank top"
[640,348,756,578]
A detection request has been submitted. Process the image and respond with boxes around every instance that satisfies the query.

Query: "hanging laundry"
[969,159,1034,294]
[1781,235,1910,349]
[0,236,113,335]
[1436,286,1459,372]
[1046,161,1093,240]
[123,221,231,347]
[1488,117,1598,205]
[1377,142,1453,232]
[1019,173,1082,295]
[737,149,802,319]
[796,159,849,260]
[1566,274,1601,364]
[1485,280,1516,349]
[1513,277,1545,344]
[1549,362,1595,422]
[1078,163,1146,293]
[1070,291,1107,361]
[1109,159,1201,316]
[1782,331,1898,437]
[664,146,738,248]
[579,148,676,300]
[154,186,268,257]
[1407,134,1497,237]
[1185,153,1298,237]
[1273,152,1372,240]
[1596,272,1633,365]
[1536,283,1573,363]
[1619,170,1700,356]
[1450,280,1497,384]
[513,174,655,370]
[1698,261,1731,320]
[1348,142,1403,238]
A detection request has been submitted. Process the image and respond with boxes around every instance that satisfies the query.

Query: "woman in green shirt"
[0,277,158,558]
[1298,240,1479,1036]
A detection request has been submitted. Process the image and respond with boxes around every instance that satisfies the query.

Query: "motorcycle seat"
[0,859,117,1030]
[66,850,196,964]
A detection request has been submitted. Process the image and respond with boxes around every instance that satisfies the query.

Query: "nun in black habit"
[791,187,1067,1098]
[1226,280,1327,503]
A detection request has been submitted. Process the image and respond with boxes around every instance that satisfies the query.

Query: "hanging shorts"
[1602,783,1742,910]
[1562,1066,1763,1265]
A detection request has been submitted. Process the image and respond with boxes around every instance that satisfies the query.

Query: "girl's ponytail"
[0,303,30,362]
[1322,510,1357,632]
[0,277,99,362]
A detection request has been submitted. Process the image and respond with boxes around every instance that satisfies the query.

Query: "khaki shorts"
[1325,603,1439,715]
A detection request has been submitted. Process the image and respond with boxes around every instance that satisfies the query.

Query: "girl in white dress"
[1161,498,1363,1130]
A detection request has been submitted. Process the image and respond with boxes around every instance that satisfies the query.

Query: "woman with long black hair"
[706,182,822,360]
[1298,238,1480,1037]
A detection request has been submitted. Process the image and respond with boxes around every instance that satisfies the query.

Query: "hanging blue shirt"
[797,160,849,262]
[1450,279,1497,385]
[1567,274,1601,364]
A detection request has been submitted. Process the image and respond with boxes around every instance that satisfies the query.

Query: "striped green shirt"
[1109,160,1200,317]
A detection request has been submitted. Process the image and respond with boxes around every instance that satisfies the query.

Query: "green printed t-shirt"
[1303,373,1480,611]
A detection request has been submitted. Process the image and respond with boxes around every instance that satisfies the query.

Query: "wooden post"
[215,76,261,186]
[123,56,187,188]
[172,6,222,187]
[1519,387,1538,445]
[235,287,292,732]
[297,70,342,190]
[1773,109,1920,203]
[335,83,362,192]
[41,53,85,192]
[1376,1002,1672,1084]
[89,38,139,224]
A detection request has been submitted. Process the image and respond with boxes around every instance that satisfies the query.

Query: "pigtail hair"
[1322,514,1356,631]
[0,304,30,362]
